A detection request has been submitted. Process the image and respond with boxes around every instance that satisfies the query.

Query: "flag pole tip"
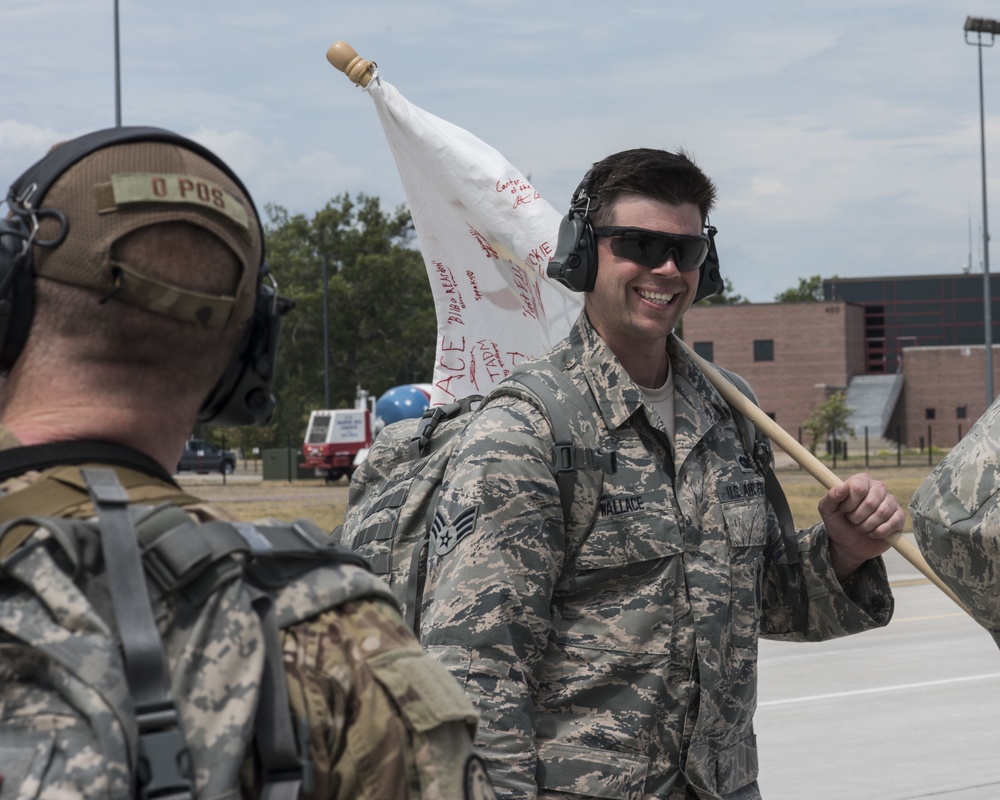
[327,41,375,87]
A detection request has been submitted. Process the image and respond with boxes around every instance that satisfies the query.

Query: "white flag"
[362,71,582,406]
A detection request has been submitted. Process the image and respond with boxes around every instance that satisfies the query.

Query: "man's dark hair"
[583,148,717,227]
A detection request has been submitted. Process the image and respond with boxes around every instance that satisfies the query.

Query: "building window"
[693,341,714,361]
[957,406,968,420]
[925,408,936,420]
[753,339,775,362]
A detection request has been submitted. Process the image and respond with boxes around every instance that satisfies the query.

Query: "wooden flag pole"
[679,341,972,616]
[326,41,376,87]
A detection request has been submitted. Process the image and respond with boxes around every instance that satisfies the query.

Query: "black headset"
[546,173,724,301]
[0,126,293,427]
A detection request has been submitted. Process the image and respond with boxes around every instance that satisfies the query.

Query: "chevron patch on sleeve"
[430,505,479,557]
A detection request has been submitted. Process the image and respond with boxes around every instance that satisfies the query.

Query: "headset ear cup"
[694,228,724,303]
[546,213,597,293]
[197,271,294,427]
[0,220,35,374]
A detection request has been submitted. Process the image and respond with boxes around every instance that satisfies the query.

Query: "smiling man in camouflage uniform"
[0,128,490,799]
[419,148,904,800]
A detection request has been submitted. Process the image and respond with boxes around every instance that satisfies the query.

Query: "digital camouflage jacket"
[420,313,893,800]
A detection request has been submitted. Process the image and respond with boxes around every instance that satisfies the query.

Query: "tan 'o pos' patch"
[95,172,250,232]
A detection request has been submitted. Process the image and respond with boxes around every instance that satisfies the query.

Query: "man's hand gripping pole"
[679,341,972,617]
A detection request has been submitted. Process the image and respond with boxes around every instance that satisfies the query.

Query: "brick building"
[898,345,1000,449]
[682,301,862,430]
[681,273,1000,450]
[682,301,868,446]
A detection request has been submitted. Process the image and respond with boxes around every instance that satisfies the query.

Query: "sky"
[3,0,1000,303]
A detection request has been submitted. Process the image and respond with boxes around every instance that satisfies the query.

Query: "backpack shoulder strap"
[489,363,617,526]
[713,366,799,564]
[82,467,196,800]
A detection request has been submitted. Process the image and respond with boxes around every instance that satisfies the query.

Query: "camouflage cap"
[29,137,262,329]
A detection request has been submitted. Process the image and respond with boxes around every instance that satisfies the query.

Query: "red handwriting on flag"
[496,177,541,210]
[468,225,500,259]
[523,240,555,278]
[434,334,529,402]
[434,261,467,325]
[511,265,542,320]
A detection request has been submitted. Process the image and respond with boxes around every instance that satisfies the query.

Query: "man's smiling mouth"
[636,288,675,306]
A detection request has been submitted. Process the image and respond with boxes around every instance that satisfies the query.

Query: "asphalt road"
[755,536,1000,799]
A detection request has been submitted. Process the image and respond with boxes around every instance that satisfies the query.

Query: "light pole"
[965,15,999,404]
[322,251,331,409]
[113,0,122,126]
[316,222,332,410]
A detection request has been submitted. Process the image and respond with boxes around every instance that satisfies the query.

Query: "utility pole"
[114,0,122,126]
[965,15,1000,404]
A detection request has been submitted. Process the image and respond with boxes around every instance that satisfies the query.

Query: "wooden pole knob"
[326,41,375,87]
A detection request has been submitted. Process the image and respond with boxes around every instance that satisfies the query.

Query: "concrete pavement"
[755,537,1000,799]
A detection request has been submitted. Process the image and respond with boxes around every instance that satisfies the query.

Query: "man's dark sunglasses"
[592,226,711,272]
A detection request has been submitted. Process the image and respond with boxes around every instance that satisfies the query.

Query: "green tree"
[201,194,436,452]
[802,390,855,455]
[775,274,827,303]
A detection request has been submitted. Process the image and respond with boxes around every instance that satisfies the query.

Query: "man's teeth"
[637,289,674,305]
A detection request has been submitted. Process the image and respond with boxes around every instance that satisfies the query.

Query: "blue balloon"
[376,384,432,425]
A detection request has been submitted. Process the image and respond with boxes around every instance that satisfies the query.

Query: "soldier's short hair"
[583,148,718,228]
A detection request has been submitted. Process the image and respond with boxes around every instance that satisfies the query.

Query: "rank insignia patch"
[431,505,479,556]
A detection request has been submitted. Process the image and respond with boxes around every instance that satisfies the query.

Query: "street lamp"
[315,222,332,410]
[114,0,122,126]
[322,251,331,409]
[965,15,999,405]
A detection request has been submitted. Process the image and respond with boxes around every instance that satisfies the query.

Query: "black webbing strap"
[409,396,482,460]
[251,586,307,800]
[82,467,194,800]
[502,371,617,523]
[763,464,799,565]
[404,538,429,632]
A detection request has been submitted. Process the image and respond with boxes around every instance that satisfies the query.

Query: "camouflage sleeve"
[280,595,488,800]
[760,519,893,640]
[420,396,565,800]
[910,398,1000,638]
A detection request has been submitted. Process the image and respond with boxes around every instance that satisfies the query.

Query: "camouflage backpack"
[334,368,619,631]
[909,395,1000,644]
[0,463,393,799]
